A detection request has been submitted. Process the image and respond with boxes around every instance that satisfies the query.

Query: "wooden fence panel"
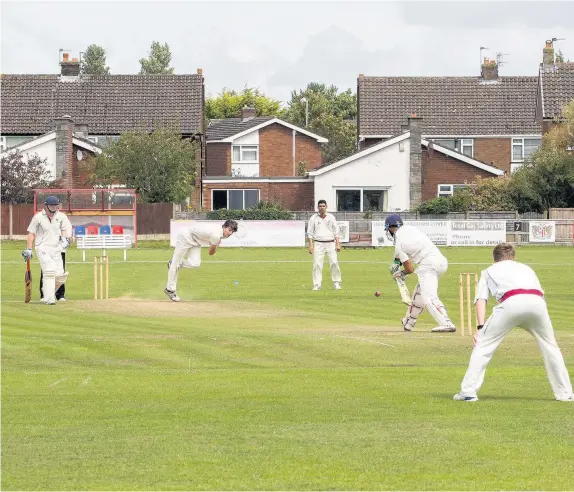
[136,203,174,234]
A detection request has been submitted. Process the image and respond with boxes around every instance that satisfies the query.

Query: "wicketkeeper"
[23,196,72,305]
[385,214,456,333]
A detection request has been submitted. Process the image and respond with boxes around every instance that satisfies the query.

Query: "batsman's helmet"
[45,196,60,206]
[384,214,403,231]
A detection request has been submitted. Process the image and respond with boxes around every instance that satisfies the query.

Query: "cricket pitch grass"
[2,241,574,490]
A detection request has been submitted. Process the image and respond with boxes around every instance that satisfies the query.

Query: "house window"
[431,138,474,157]
[0,136,6,152]
[87,136,99,144]
[512,138,541,162]
[232,145,259,163]
[212,189,259,210]
[336,189,388,212]
[437,184,469,198]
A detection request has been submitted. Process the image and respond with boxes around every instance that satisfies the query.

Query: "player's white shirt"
[394,224,444,265]
[27,210,72,251]
[475,260,544,303]
[180,223,224,247]
[307,213,339,241]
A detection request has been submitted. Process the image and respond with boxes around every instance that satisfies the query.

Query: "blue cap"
[45,196,60,206]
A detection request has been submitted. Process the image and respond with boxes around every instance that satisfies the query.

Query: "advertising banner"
[447,221,506,246]
[529,221,556,243]
[337,221,350,243]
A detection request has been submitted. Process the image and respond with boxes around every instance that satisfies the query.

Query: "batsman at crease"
[384,214,456,333]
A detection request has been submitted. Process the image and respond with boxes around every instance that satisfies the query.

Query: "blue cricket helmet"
[45,196,60,206]
[384,214,403,231]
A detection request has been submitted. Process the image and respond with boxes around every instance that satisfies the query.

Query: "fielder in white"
[164,220,238,302]
[23,196,72,305]
[454,243,573,402]
[307,200,342,291]
[384,214,456,333]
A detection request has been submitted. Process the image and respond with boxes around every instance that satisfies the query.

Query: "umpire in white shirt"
[307,200,342,291]
[454,242,573,402]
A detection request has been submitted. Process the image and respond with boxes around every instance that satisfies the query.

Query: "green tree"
[81,44,110,75]
[1,150,54,203]
[89,129,197,203]
[139,41,174,75]
[205,87,284,119]
[285,83,357,164]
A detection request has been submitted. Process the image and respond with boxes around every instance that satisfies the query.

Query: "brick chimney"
[240,106,256,122]
[408,114,422,209]
[55,115,74,185]
[543,40,555,67]
[481,58,498,80]
[60,53,80,76]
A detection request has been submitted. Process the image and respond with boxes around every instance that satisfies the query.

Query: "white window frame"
[87,136,99,144]
[211,188,260,211]
[437,184,469,198]
[0,136,6,152]
[232,144,259,163]
[512,137,542,162]
[335,187,389,212]
[461,138,474,157]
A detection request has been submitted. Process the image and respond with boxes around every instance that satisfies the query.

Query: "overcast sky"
[1,0,573,103]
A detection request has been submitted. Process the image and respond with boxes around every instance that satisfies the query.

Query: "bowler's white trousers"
[312,241,342,287]
[166,234,202,292]
[36,246,67,303]
[459,294,573,400]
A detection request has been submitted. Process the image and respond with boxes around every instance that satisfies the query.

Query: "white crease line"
[336,335,395,348]
[49,378,67,387]
[82,376,92,385]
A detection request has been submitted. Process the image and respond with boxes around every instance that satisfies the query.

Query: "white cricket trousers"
[459,295,573,400]
[37,247,67,303]
[166,234,202,292]
[312,241,342,287]
[405,256,454,328]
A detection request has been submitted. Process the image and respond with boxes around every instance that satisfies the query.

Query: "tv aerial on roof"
[496,53,511,67]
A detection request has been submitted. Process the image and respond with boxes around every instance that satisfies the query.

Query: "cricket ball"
[374,291,381,297]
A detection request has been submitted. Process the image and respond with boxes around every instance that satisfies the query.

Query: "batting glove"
[392,270,407,281]
[59,237,71,250]
[22,248,33,261]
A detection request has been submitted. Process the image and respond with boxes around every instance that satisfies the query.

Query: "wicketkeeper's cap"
[45,196,60,206]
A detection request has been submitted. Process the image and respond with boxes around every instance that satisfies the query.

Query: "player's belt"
[500,289,544,303]
[315,240,335,242]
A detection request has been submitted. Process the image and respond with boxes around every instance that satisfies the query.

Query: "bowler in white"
[454,243,573,402]
[307,200,342,290]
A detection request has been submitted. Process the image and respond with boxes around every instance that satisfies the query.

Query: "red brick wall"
[473,138,511,174]
[205,143,231,175]
[259,123,322,176]
[70,145,96,188]
[203,181,314,211]
[422,148,496,201]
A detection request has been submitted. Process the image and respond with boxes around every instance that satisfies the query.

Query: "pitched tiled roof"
[358,76,540,136]
[0,74,204,135]
[206,117,273,141]
[539,63,574,119]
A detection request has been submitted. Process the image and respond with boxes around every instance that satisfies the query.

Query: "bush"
[206,201,293,220]
[415,197,454,214]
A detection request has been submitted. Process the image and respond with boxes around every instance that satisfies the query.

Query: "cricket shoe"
[401,317,413,332]
[431,325,456,333]
[44,299,56,305]
[453,393,478,402]
[333,282,341,290]
[57,297,67,302]
[556,394,574,402]
[164,288,181,302]
[312,285,321,291]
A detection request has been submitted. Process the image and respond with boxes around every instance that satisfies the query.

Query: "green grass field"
[2,241,574,491]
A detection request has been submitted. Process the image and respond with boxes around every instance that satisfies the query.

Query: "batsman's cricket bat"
[395,277,411,305]
[25,259,32,303]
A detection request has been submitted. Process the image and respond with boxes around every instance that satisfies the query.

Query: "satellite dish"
[77,149,83,161]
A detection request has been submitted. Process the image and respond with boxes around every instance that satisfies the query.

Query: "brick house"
[0,115,102,188]
[535,40,574,135]
[357,58,542,181]
[310,115,503,212]
[0,53,205,200]
[203,108,327,210]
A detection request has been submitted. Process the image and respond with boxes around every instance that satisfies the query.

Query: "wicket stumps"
[93,256,109,300]
[459,272,478,336]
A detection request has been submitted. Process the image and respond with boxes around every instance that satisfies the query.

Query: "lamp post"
[300,97,309,127]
